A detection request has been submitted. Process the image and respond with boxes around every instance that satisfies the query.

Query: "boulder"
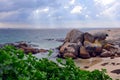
[20,47,39,54]
[59,42,80,58]
[63,53,77,59]
[100,49,114,57]
[116,49,120,56]
[79,46,90,59]
[103,43,115,51]
[84,40,102,56]
[83,32,95,43]
[93,32,108,40]
[93,39,102,53]
[16,42,28,48]
[64,29,84,43]
[39,49,48,53]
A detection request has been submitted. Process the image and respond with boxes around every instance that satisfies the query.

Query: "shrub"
[0,45,112,80]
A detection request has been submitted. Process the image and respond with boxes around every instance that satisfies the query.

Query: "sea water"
[0,28,100,49]
[0,28,106,61]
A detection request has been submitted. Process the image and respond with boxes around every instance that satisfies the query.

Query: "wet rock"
[64,29,84,43]
[13,42,47,54]
[39,49,48,53]
[16,42,28,48]
[20,47,39,54]
[83,32,95,43]
[56,39,64,42]
[79,46,90,59]
[59,42,80,58]
[45,39,54,41]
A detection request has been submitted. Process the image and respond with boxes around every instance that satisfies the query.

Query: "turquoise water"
[0,28,104,49]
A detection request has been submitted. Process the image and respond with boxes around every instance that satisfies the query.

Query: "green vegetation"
[0,45,112,80]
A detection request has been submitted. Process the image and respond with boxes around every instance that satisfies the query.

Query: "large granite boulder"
[93,32,108,40]
[79,46,90,59]
[100,49,114,57]
[83,32,95,43]
[84,40,102,56]
[64,29,84,43]
[59,42,80,58]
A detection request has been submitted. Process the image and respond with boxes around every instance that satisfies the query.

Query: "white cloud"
[70,0,75,5]
[70,6,83,14]
[94,0,120,19]
[64,6,69,9]
[96,14,100,17]
[94,0,115,6]
[35,7,49,14]
[85,15,89,18]
[99,2,120,18]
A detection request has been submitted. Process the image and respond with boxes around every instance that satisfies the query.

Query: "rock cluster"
[58,29,120,59]
[0,42,48,54]
[15,42,48,54]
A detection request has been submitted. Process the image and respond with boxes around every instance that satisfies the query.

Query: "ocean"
[0,28,104,49]
[0,28,108,65]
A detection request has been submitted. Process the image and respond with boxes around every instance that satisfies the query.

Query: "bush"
[0,45,112,80]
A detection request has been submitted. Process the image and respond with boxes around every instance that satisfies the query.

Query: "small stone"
[110,56,115,59]
[111,69,120,74]
[116,63,120,65]
[101,62,109,66]
[84,66,89,68]
[111,62,115,65]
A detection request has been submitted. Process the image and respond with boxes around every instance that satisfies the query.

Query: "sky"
[0,0,120,29]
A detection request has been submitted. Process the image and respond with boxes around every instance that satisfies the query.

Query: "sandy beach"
[75,28,120,80]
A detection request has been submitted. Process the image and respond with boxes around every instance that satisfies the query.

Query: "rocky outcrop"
[58,29,120,59]
[59,42,80,59]
[4,42,48,54]
[64,29,84,43]
[93,32,108,40]
[83,32,95,43]
[79,46,90,59]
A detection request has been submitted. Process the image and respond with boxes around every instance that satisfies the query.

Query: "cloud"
[70,0,75,5]
[0,0,119,28]
[34,7,49,14]
[70,6,83,14]
[94,0,120,19]
[94,0,115,6]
